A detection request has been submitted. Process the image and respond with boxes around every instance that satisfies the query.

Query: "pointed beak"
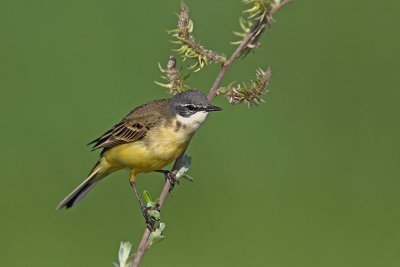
[205,105,223,112]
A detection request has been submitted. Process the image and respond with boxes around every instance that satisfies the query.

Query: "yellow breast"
[103,120,193,174]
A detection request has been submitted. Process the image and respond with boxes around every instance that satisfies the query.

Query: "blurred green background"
[1,0,399,266]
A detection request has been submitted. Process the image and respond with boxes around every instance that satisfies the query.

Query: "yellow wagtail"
[57,89,222,222]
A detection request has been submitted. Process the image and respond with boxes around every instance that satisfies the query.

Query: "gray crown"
[170,89,210,106]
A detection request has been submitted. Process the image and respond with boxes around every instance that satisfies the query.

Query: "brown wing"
[88,99,169,150]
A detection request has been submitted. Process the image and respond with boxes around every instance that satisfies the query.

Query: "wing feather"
[88,99,169,151]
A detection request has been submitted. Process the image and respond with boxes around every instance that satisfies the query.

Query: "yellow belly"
[102,124,192,174]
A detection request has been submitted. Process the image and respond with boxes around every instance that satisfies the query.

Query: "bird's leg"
[155,169,179,191]
[129,172,154,230]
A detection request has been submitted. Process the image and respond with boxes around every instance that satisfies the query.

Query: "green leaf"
[148,223,166,247]
[182,174,194,182]
[143,190,152,204]
[148,210,161,221]
[175,154,192,179]
[113,241,133,267]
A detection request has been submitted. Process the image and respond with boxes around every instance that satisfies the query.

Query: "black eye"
[186,104,195,111]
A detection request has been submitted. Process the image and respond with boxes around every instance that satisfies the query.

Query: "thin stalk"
[131,1,291,266]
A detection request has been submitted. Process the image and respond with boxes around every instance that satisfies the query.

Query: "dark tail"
[56,167,101,210]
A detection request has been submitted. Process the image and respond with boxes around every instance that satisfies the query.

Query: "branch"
[208,0,292,100]
[131,156,183,267]
[131,184,169,267]
[131,1,292,266]
[272,0,292,14]
[207,29,257,100]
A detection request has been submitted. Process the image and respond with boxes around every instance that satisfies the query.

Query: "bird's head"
[169,89,222,130]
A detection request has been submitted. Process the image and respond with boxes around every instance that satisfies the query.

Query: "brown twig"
[131,158,181,267]
[131,1,291,266]
[208,0,292,100]
[207,27,259,100]
[131,182,172,266]
[272,0,292,14]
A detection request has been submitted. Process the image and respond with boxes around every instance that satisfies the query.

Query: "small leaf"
[118,242,132,263]
[113,242,133,267]
[175,154,192,179]
[147,210,161,221]
[155,56,189,94]
[182,174,194,182]
[149,235,165,246]
[148,223,166,247]
[218,67,272,107]
[143,190,152,204]
[232,0,289,55]
[168,1,226,71]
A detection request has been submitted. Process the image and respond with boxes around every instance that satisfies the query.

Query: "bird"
[57,89,222,224]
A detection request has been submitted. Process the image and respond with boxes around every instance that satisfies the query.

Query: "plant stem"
[208,0,292,100]
[131,158,181,267]
[207,28,260,100]
[131,2,291,266]
[131,181,171,267]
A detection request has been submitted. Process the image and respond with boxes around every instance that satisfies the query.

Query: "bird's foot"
[167,171,178,185]
[130,180,158,230]
[166,171,179,192]
[156,170,179,192]
[140,204,156,230]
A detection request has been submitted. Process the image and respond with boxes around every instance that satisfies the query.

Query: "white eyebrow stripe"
[182,104,204,111]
